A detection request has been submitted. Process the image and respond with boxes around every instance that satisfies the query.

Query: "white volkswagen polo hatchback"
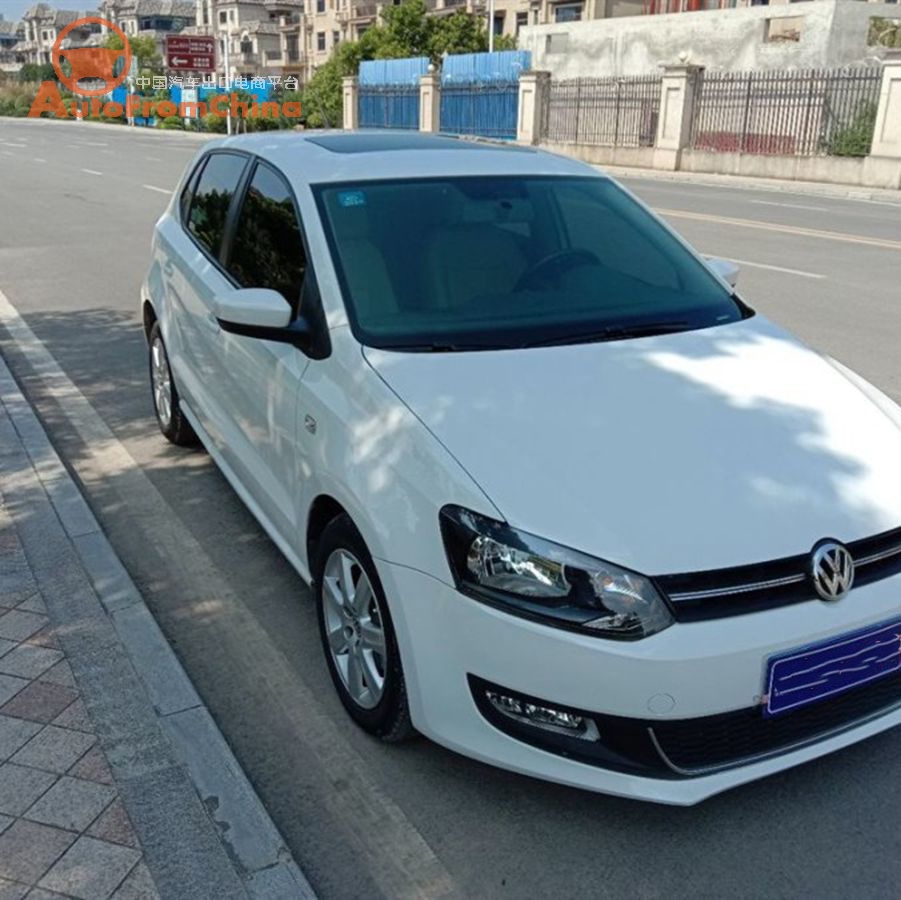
[142,132,901,804]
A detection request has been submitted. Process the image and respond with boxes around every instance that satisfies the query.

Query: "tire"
[148,322,197,447]
[314,514,414,742]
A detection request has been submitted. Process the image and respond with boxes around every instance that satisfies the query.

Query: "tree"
[302,0,516,127]
[104,32,163,74]
[18,62,56,83]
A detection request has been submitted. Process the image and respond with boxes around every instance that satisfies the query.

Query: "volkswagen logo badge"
[810,539,855,602]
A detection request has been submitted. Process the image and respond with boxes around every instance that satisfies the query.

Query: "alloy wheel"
[321,548,387,710]
[150,336,172,429]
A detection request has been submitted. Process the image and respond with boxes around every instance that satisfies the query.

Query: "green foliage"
[826,102,878,157]
[104,32,163,74]
[203,112,228,133]
[0,83,40,116]
[18,62,55,83]
[302,0,516,127]
[868,16,901,49]
[160,114,185,129]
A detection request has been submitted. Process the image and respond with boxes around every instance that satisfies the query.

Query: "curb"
[0,346,315,900]
[592,163,901,205]
[3,115,218,141]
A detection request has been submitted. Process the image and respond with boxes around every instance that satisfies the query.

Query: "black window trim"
[181,149,253,278]
[222,156,312,320]
[181,149,331,359]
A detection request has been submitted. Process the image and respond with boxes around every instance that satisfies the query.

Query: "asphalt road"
[2,117,901,900]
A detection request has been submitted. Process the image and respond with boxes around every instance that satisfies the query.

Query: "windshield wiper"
[386,342,512,352]
[523,321,691,348]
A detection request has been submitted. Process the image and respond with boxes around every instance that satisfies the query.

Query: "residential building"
[97,0,196,36]
[13,4,100,68]
[0,16,23,73]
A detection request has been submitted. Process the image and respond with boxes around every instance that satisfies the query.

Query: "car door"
[213,158,312,541]
[170,150,251,448]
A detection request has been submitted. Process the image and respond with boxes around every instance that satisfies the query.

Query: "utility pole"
[488,0,494,52]
[221,29,232,135]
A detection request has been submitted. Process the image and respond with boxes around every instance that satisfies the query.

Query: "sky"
[0,0,75,24]
[0,0,34,23]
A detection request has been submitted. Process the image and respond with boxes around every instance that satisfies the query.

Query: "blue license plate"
[765,619,901,718]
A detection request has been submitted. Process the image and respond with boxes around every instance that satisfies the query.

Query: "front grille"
[655,526,901,622]
[650,668,901,774]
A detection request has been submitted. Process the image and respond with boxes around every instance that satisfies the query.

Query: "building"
[521,0,901,78]
[12,4,100,68]
[0,16,24,74]
[97,0,196,36]
[191,0,302,80]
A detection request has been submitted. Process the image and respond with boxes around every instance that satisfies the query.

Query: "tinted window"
[228,163,306,304]
[315,176,744,350]
[179,157,205,221]
[187,153,247,258]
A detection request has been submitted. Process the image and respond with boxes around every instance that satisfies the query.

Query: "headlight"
[440,505,673,640]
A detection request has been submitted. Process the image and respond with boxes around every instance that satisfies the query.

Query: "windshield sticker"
[338,190,367,208]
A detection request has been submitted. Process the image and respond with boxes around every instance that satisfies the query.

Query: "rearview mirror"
[213,288,292,329]
[706,257,740,288]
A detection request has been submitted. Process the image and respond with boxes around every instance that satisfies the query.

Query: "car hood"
[364,316,901,575]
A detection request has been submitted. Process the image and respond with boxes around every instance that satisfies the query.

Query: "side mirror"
[706,257,740,288]
[213,288,291,329]
[214,288,317,353]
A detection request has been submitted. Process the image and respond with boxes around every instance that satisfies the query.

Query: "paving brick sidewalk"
[0,334,314,900]
[0,496,156,900]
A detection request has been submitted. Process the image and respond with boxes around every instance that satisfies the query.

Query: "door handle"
[163,260,175,278]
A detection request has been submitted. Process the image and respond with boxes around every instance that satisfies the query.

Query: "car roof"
[206,130,600,185]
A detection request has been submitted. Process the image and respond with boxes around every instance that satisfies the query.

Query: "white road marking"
[141,184,172,195]
[80,168,103,176]
[0,142,26,148]
[74,141,108,147]
[0,287,457,900]
[657,207,901,251]
[34,158,47,163]
[716,256,825,280]
[751,199,829,213]
[146,156,161,161]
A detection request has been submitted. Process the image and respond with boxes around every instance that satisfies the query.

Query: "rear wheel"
[314,515,414,742]
[149,322,196,446]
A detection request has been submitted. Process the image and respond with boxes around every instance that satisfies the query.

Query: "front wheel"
[148,322,197,446]
[314,515,414,742]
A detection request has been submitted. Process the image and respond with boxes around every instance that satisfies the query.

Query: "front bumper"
[378,561,901,805]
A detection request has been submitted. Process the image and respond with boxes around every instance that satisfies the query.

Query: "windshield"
[314,175,746,350]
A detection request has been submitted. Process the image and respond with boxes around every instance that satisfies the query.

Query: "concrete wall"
[520,0,894,79]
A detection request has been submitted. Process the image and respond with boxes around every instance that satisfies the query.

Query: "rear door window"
[187,152,248,259]
[227,162,307,307]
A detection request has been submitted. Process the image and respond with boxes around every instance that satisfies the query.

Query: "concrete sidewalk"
[0,352,315,899]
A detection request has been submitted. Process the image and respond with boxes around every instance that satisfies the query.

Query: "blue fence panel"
[359,57,429,87]
[441,50,530,85]
[439,51,530,140]
[359,85,420,129]
[358,57,428,129]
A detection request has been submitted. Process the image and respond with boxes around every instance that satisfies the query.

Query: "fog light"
[485,690,600,742]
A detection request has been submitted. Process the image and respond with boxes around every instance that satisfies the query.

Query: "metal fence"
[359,85,420,129]
[439,51,530,140]
[690,67,883,157]
[544,76,662,147]
[440,80,519,139]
